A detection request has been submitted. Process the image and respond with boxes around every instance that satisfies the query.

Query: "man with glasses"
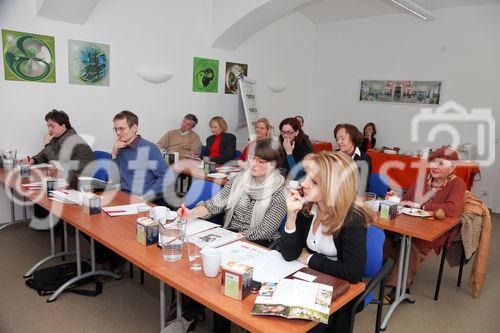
[112,110,170,204]
[156,114,202,157]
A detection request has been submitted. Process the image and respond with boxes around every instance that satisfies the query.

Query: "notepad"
[185,219,219,237]
[102,203,149,217]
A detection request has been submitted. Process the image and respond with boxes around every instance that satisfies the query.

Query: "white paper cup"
[201,247,221,278]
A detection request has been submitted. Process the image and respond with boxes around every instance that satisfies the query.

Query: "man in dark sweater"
[26,109,95,230]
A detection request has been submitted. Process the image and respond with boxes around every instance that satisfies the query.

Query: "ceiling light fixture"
[389,0,434,21]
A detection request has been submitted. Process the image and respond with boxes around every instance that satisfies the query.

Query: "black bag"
[25,261,103,301]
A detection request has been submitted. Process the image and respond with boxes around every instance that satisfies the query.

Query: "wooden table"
[170,158,228,186]
[0,168,364,333]
[311,140,333,153]
[372,212,459,330]
[367,151,480,190]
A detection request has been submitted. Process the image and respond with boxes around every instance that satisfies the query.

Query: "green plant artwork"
[193,57,219,93]
[69,39,110,86]
[2,29,56,83]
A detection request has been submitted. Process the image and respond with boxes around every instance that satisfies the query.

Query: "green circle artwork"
[193,57,219,93]
[2,29,56,83]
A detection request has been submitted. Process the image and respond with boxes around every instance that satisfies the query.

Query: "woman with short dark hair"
[279,117,312,179]
[360,122,377,152]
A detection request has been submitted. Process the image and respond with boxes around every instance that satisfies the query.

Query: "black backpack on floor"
[25,261,103,301]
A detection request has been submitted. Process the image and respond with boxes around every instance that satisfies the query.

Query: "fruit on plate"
[433,208,446,220]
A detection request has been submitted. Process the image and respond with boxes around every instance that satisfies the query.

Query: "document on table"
[22,179,68,190]
[218,241,269,265]
[102,203,149,217]
[30,163,52,169]
[185,219,219,237]
[241,250,306,283]
[50,189,83,205]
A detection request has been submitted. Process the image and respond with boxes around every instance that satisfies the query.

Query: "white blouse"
[306,206,338,262]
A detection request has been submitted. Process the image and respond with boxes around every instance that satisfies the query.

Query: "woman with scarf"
[383,147,466,304]
[163,138,287,333]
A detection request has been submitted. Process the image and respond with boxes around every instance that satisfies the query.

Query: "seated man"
[157,114,202,157]
[25,109,95,230]
[112,110,170,204]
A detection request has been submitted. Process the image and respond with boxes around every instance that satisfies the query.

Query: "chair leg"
[129,262,134,279]
[375,278,386,333]
[457,246,466,287]
[434,233,450,301]
[140,269,145,284]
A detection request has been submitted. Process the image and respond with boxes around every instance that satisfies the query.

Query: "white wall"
[0,0,315,222]
[307,5,500,212]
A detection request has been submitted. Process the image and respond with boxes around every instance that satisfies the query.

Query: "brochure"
[251,279,333,324]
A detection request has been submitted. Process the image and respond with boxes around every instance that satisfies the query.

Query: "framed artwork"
[225,62,248,94]
[2,29,56,83]
[68,39,110,86]
[360,80,442,105]
[193,57,219,93]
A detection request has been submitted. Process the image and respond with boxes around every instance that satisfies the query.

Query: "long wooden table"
[372,212,459,330]
[367,151,480,190]
[1,168,364,333]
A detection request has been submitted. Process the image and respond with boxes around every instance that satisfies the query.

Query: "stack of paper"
[241,250,306,283]
[22,179,68,190]
[219,241,269,266]
[102,203,149,217]
[50,190,83,205]
[189,228,244,248]
[185,218,219,237]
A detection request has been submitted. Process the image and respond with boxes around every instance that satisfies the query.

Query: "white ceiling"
[297,0,500,23]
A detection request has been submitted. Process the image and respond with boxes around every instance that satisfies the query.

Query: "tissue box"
[379,201,398,220]
[221,262,253,300]
[82,194,101,215]
[136,218,158,246]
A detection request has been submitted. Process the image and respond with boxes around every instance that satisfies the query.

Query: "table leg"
[160,282,166,329]
[47,230,122,302]
[176,290,182,318]
[381,235,415,330]
[23,219,75,278]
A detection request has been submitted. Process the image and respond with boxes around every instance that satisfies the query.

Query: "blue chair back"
[234,150,242,159]
[200,145,208,158]
[93,150,112,182]
[184,179,222,209]
[369,173,389,197]
[363,224,385,306]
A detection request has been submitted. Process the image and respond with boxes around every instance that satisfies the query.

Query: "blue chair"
[234,150,242,159]
[369,173,389,197]
[199,145,208,159]
[92,150,112,182]
[184,179,222,209]
[350,225,393,333]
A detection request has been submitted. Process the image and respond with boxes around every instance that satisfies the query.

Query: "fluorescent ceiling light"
[389,0,434,21]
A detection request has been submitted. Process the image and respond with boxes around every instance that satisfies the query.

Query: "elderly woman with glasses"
[168,139,287,333]
[383,147,466,304]
[279,117,312,180]
[238,117,273,168]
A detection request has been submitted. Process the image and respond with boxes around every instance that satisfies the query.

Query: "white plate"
[384,149,397,155]
[400,207,431,217]
[216,166,240,173]
[207,173,228,179]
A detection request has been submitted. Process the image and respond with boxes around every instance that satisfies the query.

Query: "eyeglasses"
[280,130,295,135]
[248,156,268,165]
[113,127,128,133]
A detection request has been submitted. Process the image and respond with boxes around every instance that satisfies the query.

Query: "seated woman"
[238,117,272,167]
[279,117,312,180]
[280,151,371,333]
[204,116,236,164]
[334,123,372,193]
[163,139,287,333]
[360,122,377,152]
[383,147,466,304]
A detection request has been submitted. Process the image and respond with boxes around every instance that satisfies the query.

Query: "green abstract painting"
[69,39,110,86]
[193,57,219,93]
[2,29,56,83]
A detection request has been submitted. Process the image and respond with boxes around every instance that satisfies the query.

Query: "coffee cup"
[201,246,221,278]
[150,206,169,222]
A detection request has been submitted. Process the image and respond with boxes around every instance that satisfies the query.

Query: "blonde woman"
[281,151,372,333]
[204,116,236,164]
[238,118,273,167]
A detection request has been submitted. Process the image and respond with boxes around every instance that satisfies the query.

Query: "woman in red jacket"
[384,147,466,303]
